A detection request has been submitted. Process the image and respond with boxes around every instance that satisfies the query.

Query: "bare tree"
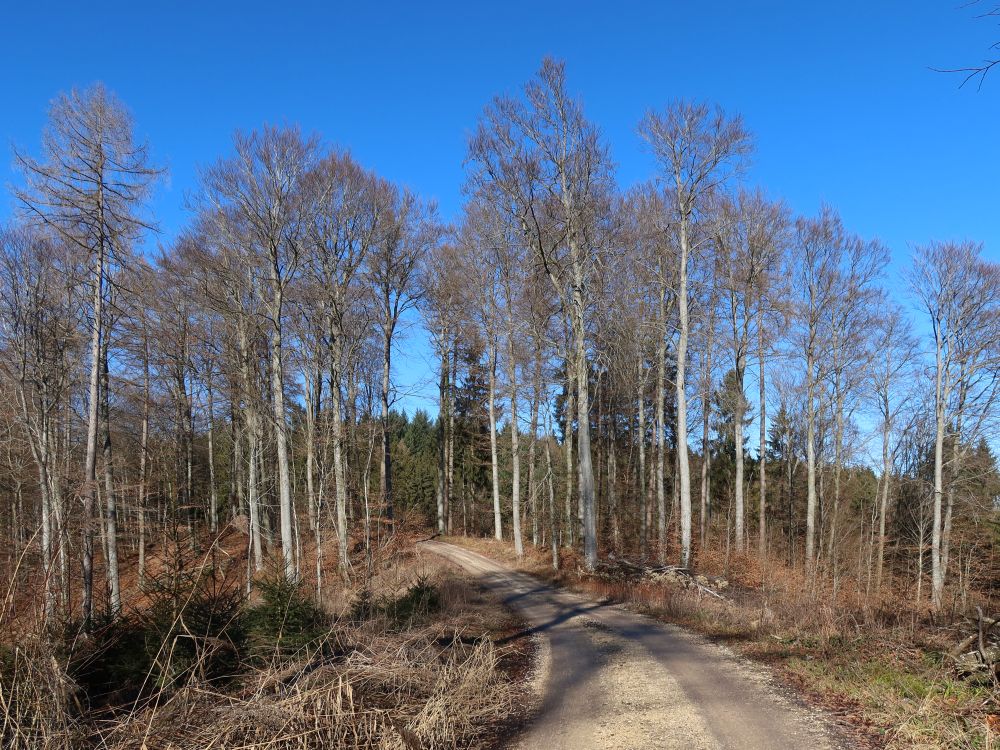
[909,241,1000,607]
[369,184,439,527]
[638,101,752,567]
[14,84,160,625]
[468,58,613,569]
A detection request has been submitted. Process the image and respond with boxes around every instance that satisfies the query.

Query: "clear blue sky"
[2,0,998,417]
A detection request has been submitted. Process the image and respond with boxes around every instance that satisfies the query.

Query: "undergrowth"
[0,538,521,750]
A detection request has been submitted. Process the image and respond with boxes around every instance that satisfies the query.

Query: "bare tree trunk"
[563,365,575,547]
[81,242,104,628]
[572,266,598,570]
[805,345,818,568]
[637,375,648,556]
[270,314,296,582]
[529,350,542,546]
[656,290,668,562]
[380,321,394,526]
[507,319,524,557]
[488,338,502,540]
[545,409,560,569]
[757,315,767,558]
[734,362,746,553]
[100,337,120,615]
[207,371,218,534]
[436,332,449,534]
[676,220,692,568]
[931,332,947,608]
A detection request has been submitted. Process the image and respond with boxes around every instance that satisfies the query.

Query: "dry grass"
[0,530,529,750]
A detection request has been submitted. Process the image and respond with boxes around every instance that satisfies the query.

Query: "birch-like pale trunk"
[655,289,668,562]
[436,332,449,534]
[488,338,502,540]
[506,314,524,557]
[207,371,218,534]
[269,300,296,582]
[81,241,104,628]
[100,336,120,615]
[757,312,767,557]
[676,218,692,568]
[637,375,648,556]
[572,261,598,569]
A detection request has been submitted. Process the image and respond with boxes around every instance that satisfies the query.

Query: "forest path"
[420,540,846,750]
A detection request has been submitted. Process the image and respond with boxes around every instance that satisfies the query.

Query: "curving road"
[420,540,845,750]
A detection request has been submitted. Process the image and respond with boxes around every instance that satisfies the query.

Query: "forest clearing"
[1,2,999,748]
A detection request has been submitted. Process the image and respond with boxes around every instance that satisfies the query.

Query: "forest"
[1,57,998,748]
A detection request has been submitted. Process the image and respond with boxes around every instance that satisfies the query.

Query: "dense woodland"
[1,59,998,637]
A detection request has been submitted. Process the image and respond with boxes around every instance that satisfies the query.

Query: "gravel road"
[420,540,846,750]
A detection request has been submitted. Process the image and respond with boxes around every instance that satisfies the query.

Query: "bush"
[347,577,441,629]
[70,563,245,706]
[243,576,329,657]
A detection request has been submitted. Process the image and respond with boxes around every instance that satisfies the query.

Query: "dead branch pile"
[592,555,729,599]
[949,606,1000,678]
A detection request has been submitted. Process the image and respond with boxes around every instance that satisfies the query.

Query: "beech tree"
[468,58,613,570]
[638,101,752,567]
[909,241,1000,608]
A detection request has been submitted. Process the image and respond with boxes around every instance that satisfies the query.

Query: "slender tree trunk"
[656,289,668,562]
[436,331,449,534]
[931,332,947,608]
[81,242,105,629]
[545,411,560,570]
[676,220,692,568]
[734,360,746,553]
[488,338,502,540]
[270,313,296,582]
[380,319,394,526]
[100,319,120,616]
[572,265,598,570]
[529,350,542,547]
[563,364,575,547]
[757,315,767,557]
[507,319,523,557]
[637,375,648,556]
[207,371,218,534]
[805,345,818,567]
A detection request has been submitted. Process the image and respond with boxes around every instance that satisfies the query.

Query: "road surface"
[420,540,844,750]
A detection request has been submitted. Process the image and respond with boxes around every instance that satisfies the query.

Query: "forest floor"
[443,535,999,750]
[0,525,538,749]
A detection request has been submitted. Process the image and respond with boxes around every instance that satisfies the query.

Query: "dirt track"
[421,540,846,750]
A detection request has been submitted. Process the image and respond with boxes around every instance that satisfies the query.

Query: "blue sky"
[2,0,999,420]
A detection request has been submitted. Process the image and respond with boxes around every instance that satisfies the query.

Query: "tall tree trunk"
[676,221,692,568]
[507,319,523,557]
[488,338,502,540]
[637,374,648,556]
[269,294,296,581]
[528,350,542,547]
[563,365,575,547]
[138,337,150,587]
[100,338,120,616]
[757,314,767,557]
[805,345,818,567]
[436,331,449,534]
[380,321,394,526]
[207,371,218,534]
[931,331,947,608]
[656,289,668,562]
[81,242,104,629]
[572,265,598,570]
[733,362,745,553]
